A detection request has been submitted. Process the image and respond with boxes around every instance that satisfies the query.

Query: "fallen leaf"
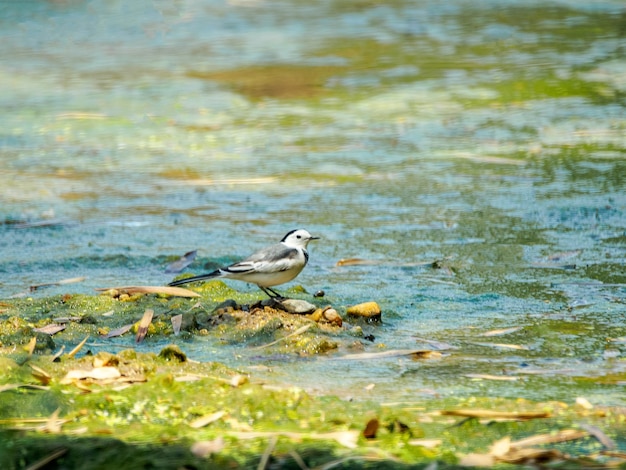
[189,411,226,429]
[489,436,511,458]
[30,364,52,385]
[481,326,522,337]
[135,309,154,344]
[577,425,615,449]
[338,349,441,360]
[408,439,442,448]
[171,314,183,336]
[33,324,67,335]
[61,367,121,383]
[459,453,495,467]
[575,397,593,410]
[190,437,225,458]
[362,418,379,439]
[95,285,200,298]
[509,429,587,448]
[101,324,133,339]
[441,409,550,420]
[469,342,529,350]
[30,276,86,291]
[464,374,519,381]
[165,250,197,273]
[230,374,249,387]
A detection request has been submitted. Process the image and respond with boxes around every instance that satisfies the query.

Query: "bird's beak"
[310,236,320,240]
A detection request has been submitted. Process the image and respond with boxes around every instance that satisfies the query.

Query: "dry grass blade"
[408,439,442,448]
[45,408,63,434]
[251,323,313,350]
[30,364,52,385]
[135,309,154,344]
[335,258,383,266]
[338,349,442,360]
[413,336,456,350]
[24,447,67,470]
[441,409,550,420]
[95,285,201,297]
[189,411,226,429]
[30,276,86,291]
[25,336,37,356]
[66,335,89,358]
[257,435,278,470]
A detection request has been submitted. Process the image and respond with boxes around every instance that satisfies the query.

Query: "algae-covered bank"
[2,286,626,469]
[2,0,626,468]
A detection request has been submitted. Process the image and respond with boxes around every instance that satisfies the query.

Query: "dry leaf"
[575,397,593,410]
[441,409,550,420]
[459,453,496,467]
[61,367,121,383]
[102,324,133,339]
[30,364,52,385]
[230,374,249,387]
[30,276,86,291]
[189,411,226,429]
[489,436,511,458]
[165,250,197,273]
[190,437,225,458]
[408,439,442,448]
[470,342,529,350]
[339,349,441,360]
[135,309,154,344]
[464,374,519,381]
[481,327,522,337]
[336,258,383,266]
[362,418,379,439]
[45,408,63,434]
[33,324,67,335]
[510,429,588,448]
[171,314,183,336]
[95,285,200,298]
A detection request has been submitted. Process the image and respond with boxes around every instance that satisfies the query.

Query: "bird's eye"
[296,235,302,239]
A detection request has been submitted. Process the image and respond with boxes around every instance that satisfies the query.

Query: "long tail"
[168,270,222,287]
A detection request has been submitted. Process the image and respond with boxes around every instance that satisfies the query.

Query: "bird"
[168,229,319,299]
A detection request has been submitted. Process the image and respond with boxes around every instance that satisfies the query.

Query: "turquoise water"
[1,0,625,402]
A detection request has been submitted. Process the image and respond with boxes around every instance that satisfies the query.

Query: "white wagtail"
[168,229,319,298]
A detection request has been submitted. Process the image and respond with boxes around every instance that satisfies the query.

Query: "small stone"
[322,307,342,327]
[278,299,317,315]
[346,301,382,323]
[309,308,324,322]
[314,290,325,298]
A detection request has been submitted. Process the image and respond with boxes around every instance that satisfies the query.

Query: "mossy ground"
[1,286,626,469]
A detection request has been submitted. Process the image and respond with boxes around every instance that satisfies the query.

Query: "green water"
[1,0,625,403]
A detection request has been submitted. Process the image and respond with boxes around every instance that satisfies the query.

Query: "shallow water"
[1,0,625,403]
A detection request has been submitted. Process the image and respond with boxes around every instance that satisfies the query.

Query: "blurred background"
[0,0,625,399]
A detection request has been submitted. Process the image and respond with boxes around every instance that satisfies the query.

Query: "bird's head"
[281,229,319,248]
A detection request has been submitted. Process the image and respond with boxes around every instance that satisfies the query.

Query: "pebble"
[346,301,382,323]
[278,298,318,315]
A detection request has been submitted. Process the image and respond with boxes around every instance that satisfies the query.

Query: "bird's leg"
[259,286,286,300]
